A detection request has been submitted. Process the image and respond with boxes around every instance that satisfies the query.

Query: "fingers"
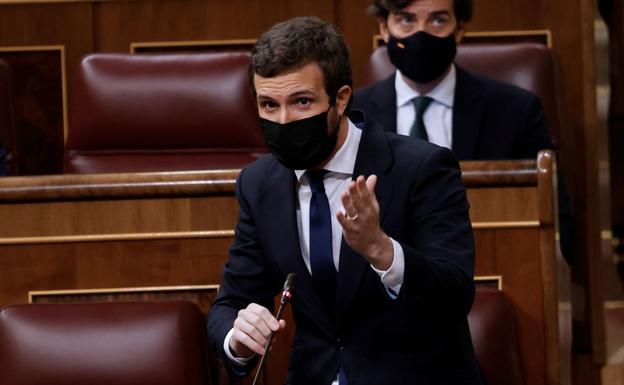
[365,174,378,200]
[341,174,377,218]
[230,303,285,356]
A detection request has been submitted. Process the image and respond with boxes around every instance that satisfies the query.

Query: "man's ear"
[455,21,466,44]
[335,85,353,116]
[378,17,390,43]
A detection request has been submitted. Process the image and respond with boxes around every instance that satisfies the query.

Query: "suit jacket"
[352,66,554,160]
[207,119,484,385]
[352,67,575,263]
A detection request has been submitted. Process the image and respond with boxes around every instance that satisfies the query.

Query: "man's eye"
[262,101,276,109]
[398,14,414,25]
[296,98,310,106]
[432,15,449,26]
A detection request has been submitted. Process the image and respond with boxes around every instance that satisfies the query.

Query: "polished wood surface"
[0,154,570,385]
[0,169,239,201]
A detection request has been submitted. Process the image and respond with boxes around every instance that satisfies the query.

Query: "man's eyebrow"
[257,90,316,101]
[289,90,316,98]
[429,10,450,17]
[396,10,416,18]
[257,94,277,102]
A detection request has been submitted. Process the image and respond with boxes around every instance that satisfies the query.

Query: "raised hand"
[337,174,393,270]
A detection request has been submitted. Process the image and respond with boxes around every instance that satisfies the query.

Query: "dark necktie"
[409,96,434,140]
[305,169,337,312]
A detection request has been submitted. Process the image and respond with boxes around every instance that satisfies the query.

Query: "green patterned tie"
[409,96,434,141]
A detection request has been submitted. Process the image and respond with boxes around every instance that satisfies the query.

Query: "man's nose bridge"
[278,107,291,124]
[415,19,427,33]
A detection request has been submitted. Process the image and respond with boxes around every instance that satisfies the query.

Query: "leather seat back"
[0,301,209,385]
[468,287,525,385]
[66,52,266,173]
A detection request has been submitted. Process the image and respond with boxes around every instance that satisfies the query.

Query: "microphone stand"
[251,273,295,385]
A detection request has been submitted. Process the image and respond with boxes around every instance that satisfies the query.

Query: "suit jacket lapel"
[369,74,398,133]
[452,66,485,160]
[336,119,393,325]
[263,161,336,334]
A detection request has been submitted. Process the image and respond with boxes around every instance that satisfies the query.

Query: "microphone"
[251,273,296,385]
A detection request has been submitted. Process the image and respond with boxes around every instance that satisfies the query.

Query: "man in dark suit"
[353,0,574,263]
[207,16,483,385]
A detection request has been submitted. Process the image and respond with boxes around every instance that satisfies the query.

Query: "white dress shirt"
[224,119,406,385]
[395,65,456,149]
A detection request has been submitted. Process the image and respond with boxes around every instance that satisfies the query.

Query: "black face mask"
[387,31,457,83]
[260,108,339,170]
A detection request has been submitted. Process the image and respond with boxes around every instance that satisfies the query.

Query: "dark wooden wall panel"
[0,2,93,174]
[0,237,233,306]
[0,49,64,174]
[93,0,335,52]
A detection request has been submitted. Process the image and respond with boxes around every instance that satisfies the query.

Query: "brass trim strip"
[29,284,219,303]
[604,301,624,310]
[602,230,613,240]
[0,45,64,52]
[372,34,382,50]
[130,38,257,53]
[471,221,540,229]
[0,45,68,140]
[0,230,235,245]
[372,29,552,49]
[474,275,503,290]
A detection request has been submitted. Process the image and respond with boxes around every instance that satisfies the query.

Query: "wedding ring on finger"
[346,211,359,221]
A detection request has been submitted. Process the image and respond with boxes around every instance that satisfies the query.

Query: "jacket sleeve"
[206,168,279,377]
[398,146,476,321]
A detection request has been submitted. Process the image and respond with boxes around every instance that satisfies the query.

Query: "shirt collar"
[294,118,361,182]
[395,64,456,108]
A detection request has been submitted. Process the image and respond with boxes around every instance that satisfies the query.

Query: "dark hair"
[249,16,353,106]
[368,0,473,23]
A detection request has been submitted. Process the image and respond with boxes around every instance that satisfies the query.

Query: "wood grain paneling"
[92,0,334,53]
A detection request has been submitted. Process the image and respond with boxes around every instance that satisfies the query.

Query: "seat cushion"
[468,287,525,385]
[0,301,208,385]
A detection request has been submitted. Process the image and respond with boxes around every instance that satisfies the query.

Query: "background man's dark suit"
[352,67,575,263]
[207,119,483,385]
[352,67,553,160]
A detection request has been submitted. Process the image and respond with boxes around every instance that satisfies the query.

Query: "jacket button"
[336,338,344,351]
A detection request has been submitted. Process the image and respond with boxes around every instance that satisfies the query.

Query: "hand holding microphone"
[251,273,296,385]
[227,274,296,383]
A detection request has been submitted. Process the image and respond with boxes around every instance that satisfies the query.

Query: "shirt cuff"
[223,328,255,366]
[370,238,404,298]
